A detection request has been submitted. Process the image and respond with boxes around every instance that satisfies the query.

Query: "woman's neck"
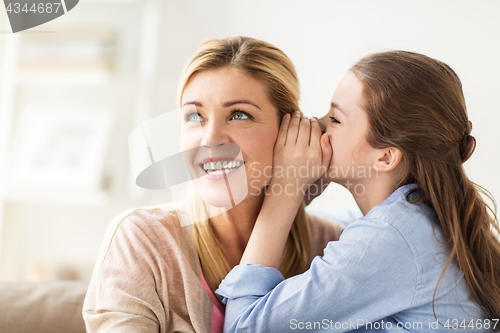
[208,192,266,267]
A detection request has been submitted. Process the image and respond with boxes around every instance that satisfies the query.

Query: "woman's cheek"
[180,130,203,151]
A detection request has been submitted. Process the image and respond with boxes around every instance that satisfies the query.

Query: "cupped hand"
[268,111,332,201]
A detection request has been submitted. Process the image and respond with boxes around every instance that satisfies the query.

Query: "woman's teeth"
[202,160,243,175]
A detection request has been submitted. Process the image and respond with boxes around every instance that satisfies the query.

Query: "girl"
[216,51,500,332]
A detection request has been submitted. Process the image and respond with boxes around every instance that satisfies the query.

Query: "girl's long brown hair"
[178,36,311,292]
[351,51,500,319]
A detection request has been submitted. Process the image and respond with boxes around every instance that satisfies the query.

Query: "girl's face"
[319,71,379,186]
[180,66,280,208]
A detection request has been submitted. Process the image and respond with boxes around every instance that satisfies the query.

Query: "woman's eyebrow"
[224,100,261,110]
[182,101,202,107]
[182,100,261,110]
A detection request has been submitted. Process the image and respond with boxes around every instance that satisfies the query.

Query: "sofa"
[0,281,88,333]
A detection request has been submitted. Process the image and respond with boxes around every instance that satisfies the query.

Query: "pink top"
[200,268,225,333]
[83,205,344,332]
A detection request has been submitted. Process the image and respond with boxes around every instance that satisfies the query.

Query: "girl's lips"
[199,158,245,180]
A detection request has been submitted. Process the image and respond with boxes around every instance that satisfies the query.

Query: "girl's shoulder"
[362,184,439,239]
[352,190,451,279]
[365,195,440,245]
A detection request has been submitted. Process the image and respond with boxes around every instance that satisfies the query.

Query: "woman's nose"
[200,121,230,148]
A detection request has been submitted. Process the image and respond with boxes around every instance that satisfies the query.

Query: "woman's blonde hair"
[178,36,311,292]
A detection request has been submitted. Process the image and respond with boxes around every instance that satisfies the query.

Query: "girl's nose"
[318,115,329,133]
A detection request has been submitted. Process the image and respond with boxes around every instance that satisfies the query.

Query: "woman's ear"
[372,147,403,173]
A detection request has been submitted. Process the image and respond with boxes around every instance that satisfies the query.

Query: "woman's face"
[319,71,379,187]
[180,66,280,207]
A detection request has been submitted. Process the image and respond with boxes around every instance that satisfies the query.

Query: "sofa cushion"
[0,281,87,333]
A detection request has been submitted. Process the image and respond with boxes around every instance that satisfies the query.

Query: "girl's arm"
[239,112,332,269]
[217,219,418,332]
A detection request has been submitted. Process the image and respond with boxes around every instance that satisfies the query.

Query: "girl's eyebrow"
[331,102,347,116]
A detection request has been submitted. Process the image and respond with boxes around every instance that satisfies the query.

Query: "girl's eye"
[329,116,340,124]
[231,111,250,121]
[185,112,202,122]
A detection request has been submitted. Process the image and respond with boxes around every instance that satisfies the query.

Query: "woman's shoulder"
[305,212,345,257]
[306,212,345,238]
[97,202,198,268]
[107,202,188,238]
[85,202,210,333]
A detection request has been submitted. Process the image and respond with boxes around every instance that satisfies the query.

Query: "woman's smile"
[199,156,245,179]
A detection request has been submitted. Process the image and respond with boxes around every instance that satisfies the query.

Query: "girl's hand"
[239,111,332,269]
[269,111,332,202]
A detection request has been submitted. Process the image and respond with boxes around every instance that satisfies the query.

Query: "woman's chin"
[192,164,249,208]
[200,196,234,208]
[194,180,249,209]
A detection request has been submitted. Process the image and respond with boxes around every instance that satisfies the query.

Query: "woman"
[82,36,344,333]
[217,51,500,332]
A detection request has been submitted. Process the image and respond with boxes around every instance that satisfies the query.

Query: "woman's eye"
[329,116,340,124]
[185,112,202,122]
[231,111,250,120]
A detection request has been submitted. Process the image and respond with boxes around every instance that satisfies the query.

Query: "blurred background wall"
[0,0,498,281]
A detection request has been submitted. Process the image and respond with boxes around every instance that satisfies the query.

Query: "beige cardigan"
[83,204,344,333]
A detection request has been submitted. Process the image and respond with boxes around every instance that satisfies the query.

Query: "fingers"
[296,117,311,146]
[309,118,322,147]
[281,111,319,148]
[276,113,291,147]
[320,133,333,171]
[286,111,302,144]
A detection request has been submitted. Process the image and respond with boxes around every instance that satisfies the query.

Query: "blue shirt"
[216,184,493,332]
